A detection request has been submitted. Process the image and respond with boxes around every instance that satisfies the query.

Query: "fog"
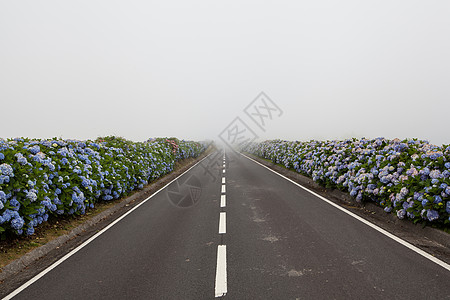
[1,1,449,146]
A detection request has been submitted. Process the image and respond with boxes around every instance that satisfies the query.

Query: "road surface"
[2,150,450,299]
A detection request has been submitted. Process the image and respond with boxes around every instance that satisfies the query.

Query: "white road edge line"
[223,169,225,173]
[222,177,225,184]
[215,245,227,298]
[3,154,214,300]
[221,185,226,194]
[240,153,450,272]
[219,212,226,234]
[221,195,226,208]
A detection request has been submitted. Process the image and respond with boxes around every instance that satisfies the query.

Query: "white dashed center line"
[215,245,227,297]
[215,150,228,298]
[219,212,226,234]
[220,194,226,208]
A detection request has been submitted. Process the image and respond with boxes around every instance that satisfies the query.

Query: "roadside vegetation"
[244,138,450,229]
[0,136,206,239]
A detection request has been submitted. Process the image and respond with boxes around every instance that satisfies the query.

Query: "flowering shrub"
[0,136,205,237]
[244,138,450,227]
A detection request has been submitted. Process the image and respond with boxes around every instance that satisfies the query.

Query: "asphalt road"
[2,150,450,299]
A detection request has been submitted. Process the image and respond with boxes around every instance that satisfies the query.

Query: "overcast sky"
[1,1,449,146]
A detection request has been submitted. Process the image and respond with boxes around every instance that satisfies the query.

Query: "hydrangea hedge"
[244,138,450,227]
[0,136,205,237]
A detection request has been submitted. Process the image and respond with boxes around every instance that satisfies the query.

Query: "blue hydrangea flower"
[420,167,431,176]
[0,190,6,202]
[397,209,406,219]
[356,193,363,202]
[0,175,10,184]
[42,197,52,208]
[11,217,25,230]
[81,178,90,187]
[426,210,439,222]
[17,156,27,165]
[367,184,377,190]
[26,226,35,236]
[29,145,40,155]
[9,198,20,211]
[429,170,442,179]
[0,163,13,176]
[2,209,13,222]
[399,187,408,197]
[26,191,38,202]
